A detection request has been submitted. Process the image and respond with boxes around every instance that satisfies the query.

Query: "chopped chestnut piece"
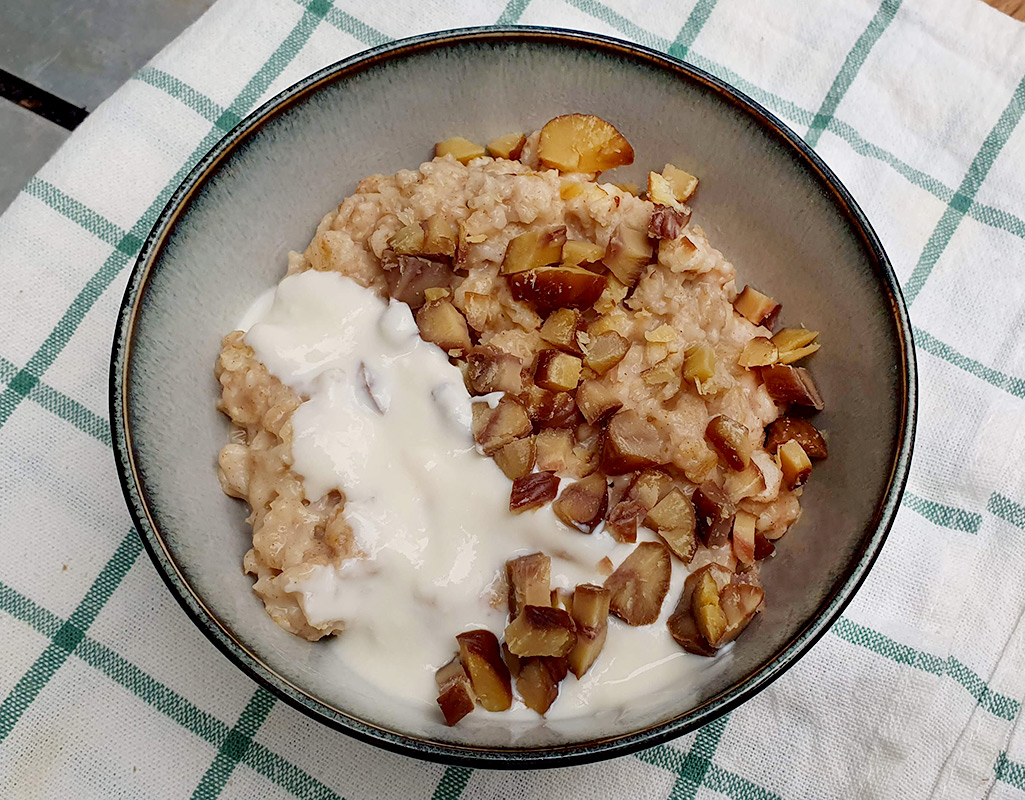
[656,528,698,566]
[502,642,521,678]
[591,278,627,313]
[692,482,736,547]
[777,344,819,365]
[667,608,716,657]
[545,654,570,683]
[568,584,611,678]
[666,564,732,656]
[436,654,472,691]
[424,287,450,302]
[602,410,669,475]
[516,656,568,715]
[648,205,691,239]
[462,291,493,332]
[683,343,716,384]
[583,331,630,375]
[561,240,606,268]
[641,357,678,387]
[565,440,600,480]
[754,531,775,560]
[510,471,560,513]
[627,469,674,511]
[501,227,567,274]
[723,463,763,503]
[660,233,700,273]
[534,349,583,392]
[456,630,513,712]
[661,163,699,202]
[575,380,623,424]
[486,132,526,160]
[738,337,778,368]
[734,286,780,326]
[540,308,584,353]
[705,415,753,471]
[553,473,609,533]
[691,570,728,647]
[587,313,626,339]
[386,255,452,309]
[570,584,609,628]
[456,223,487,268]
[560,180,606,202]
[732,510,757,566]
[415,299,472,356]
[602,223,652,286]
[597,556,614,576]
[389,223,426,255]
[764,417,828,459]
[421,214,458,257]
[435,136,486,164]
[772,328,819,350]
[466,346,523,395]
[436,656,477,726]
[550,588,573,612]
[606,499,644,543]
[647,171,683,209]
[505,605,577,657]
[537,114,634,173]
[718,582,765,644]
[493,436,536,480]
[604,541,672,625]
[507,553,552,618]
[644,488,698,562]
[690,563,735,596]
[519,385,579,429]
[472,396,532,455]
[534,428,575,472]
[761,364,824,410]
[778,439,813,489]
[644,324,677,344]
[508,266,607,314]
[771,328,820,365]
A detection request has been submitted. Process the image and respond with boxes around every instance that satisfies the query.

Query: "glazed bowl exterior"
[111,27,916,767]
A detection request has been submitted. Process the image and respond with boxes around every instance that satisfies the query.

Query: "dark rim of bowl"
[110,26,917,769]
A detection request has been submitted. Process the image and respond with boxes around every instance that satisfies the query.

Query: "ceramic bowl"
[111,27,916,767]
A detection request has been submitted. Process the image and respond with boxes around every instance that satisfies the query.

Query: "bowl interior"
[116,30,912,763]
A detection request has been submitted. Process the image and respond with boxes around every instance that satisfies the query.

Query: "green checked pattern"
[0,531,142,743]
[997,752,1025,793]
[904,73,1025,306]
[431,767,473,800]
[832,616,1021,722]
[989,493,1025,533]
[0,578,341,799]
[192,688,278,799]
[804,0,902,147]
[3,0,1025,797]
[906,71,1025,305]
[635,716,742,800]
[902,491,982,535]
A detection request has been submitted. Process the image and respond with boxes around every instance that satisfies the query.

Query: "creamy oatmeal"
[215,115,827,724]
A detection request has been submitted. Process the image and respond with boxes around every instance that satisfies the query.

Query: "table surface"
[0,0,1021,215]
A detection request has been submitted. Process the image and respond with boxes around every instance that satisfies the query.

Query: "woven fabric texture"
[2,0,1025,797]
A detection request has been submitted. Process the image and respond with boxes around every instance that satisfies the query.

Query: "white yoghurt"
[243,270,712,720]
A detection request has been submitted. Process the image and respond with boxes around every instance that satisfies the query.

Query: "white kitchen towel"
[2,0,1025,797]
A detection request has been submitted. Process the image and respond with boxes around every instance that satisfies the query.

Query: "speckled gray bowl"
[111,27,916,767]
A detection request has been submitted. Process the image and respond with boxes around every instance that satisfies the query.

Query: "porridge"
[215,115,827,724]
